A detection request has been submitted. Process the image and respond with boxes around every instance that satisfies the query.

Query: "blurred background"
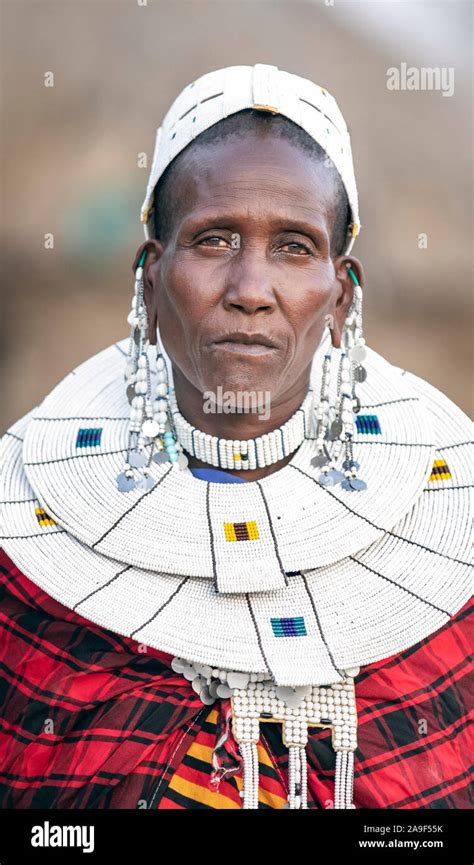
[1,0,472,430]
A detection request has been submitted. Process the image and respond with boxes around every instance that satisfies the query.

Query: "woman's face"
[143,130,362,410]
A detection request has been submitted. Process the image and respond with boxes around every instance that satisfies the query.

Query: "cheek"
[157,258,219,324]
[280,277,334,331]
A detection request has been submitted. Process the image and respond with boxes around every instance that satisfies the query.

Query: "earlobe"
[329,256,362,349]
[143,271,158,347]
[131,241,163,346]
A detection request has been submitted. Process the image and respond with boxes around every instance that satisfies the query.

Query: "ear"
[132,240,164,346]
[329,255,364,349]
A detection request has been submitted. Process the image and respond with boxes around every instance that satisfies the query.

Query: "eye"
[279,241,313,255]
[198,235,229,248]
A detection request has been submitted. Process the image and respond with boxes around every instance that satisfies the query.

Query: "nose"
[222,248,277,315]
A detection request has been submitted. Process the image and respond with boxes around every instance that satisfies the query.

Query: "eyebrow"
[180,210,329,239]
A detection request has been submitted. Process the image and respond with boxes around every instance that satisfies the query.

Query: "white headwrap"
[141,63,361,254]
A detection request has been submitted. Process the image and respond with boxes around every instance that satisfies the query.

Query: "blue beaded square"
[355,415,381,435]
[271,616,307,638]
[76,427,103,448]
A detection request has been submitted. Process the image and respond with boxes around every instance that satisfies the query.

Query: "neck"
[172,366,311,439]
[170,366,314,480]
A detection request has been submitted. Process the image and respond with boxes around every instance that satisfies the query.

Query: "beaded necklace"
[169,389,315,471]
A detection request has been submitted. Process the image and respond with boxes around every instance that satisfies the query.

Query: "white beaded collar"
[0,338,471,688]
[17,336,441,592]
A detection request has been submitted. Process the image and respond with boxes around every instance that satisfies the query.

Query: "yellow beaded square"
[35,507,57,527]
[224,521,260,542]
[429,459,452,482]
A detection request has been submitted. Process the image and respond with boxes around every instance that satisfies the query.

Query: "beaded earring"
[311,266,368,491]
[116,250,188,493]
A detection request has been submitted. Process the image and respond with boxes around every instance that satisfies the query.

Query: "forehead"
[167,130,336,228]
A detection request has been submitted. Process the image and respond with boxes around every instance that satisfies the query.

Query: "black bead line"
[3,432,23,442]
[386,531,472,567]
[437,441,473,451]
[348,556,452,615]
[289,464,386,534]
[92,464,173,549]
[358,397,419,409]
[278,427,286,457]
[298,406,307,439]
[423,484,473,492]
[304,438,434,447]
[191,427,198,459]
[256,481,288,587]
[115,343,127,357]
[353,439,434,447]
[73,565,133,610]
[31,416,129,422]
[301,575,346,679]
[344,440,434,448]
[24,448,128,467]
[245,593,275,681]
[0,529,65,540]
[291,464,470,560]
[205,481,219,593]
[299,96,343,135]
[129,577,189,639]
[1,497,37,505]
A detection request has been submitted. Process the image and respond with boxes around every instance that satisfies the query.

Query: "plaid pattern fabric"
[0,547,472,810]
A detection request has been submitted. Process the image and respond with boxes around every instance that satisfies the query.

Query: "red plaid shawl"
[0,548,472,809]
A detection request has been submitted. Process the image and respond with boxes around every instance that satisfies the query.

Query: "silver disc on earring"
[208,680,220,699]
[216,683,233,699]
[199,686,216,706]
[116,473,136,492]
[328,469,344,483]
[178,453,189,469]
[349,478,367,491]
[126,384,136,404]
[128,451,147,468]
[192,676,206,695]
[171,657,188,673]
[318,473,334,486]
[153,451,171,465]
[354,365,367,383]
[311,454,327,468]
[136,475,155,491]
[349,344,367,362]
[329,419,343,440]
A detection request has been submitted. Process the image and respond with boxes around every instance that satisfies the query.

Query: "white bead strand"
[168,389,314,470]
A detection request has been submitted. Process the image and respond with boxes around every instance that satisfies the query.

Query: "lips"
[211,341,277,356]
[211,331,278,349]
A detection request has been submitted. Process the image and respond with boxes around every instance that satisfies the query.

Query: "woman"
[0,64,472,810]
